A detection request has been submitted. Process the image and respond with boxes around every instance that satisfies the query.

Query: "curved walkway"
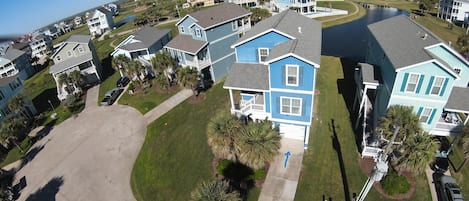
[321,1,360,23]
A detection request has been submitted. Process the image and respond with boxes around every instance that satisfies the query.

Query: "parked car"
[116,76,130,88]
[100,88,124,106]
[436,175,464,201]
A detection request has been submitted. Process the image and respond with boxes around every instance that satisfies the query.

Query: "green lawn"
[0,138,33,167]
[449,142,469,199]
[131,83,260,201]
[118,85,180,114]
[155,21,179,37]
[317,1,367,29]
[295,56,432,201]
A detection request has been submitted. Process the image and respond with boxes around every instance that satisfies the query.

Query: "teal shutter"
[439,78,449,96]
[416,75,425,93]
[428,108,437,124]
[400,73,409,92]
[417,107,423,116]
[426,76,435,95]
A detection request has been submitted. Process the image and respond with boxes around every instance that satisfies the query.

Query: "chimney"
[298,26,302,34]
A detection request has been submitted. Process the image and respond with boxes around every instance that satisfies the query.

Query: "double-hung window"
[405,73,420,93]
[280,97,302,116]
[195,29,201,37]
[430,77,445,95]
[286,65,299,86]
[179,26,185,33]
[232,21,238,31]
[258,48,269,62]
[419,108,432,123]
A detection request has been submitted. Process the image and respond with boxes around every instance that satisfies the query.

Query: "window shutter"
[282,65,286,85]
[416,75,425,93]
[439,78,449,96]
[417,107,423,116]
[426,76,434,95]
[298,66,303,87]
[400,73,409,92]
[428,108,437,124]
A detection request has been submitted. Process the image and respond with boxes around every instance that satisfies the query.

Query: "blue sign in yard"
[284,151,291,168]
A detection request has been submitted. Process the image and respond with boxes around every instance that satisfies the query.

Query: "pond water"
[322,6,409,61]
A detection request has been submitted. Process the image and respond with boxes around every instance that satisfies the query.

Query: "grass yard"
[118,85,180,114]
[155,21,179,37]
[295,56,431,201]
[131,83,223,201]
[317,1,367,28]
[0,138,33,167]
[449,143,469,199]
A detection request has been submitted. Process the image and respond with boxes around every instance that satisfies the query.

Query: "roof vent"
[421,33,428,40]
[298,26,302,34]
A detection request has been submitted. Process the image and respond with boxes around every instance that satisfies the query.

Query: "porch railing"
[361,146,382,158]
[240,98,264,115]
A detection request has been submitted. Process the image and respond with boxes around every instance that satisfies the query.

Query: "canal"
[322,6,409,61]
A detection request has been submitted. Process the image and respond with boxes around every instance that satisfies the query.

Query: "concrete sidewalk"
[259,138,305,201]
[143,89,193,124]
[85,85,100,109]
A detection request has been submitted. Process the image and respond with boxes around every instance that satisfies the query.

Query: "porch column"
[248,17,251,27]
[146,49,150,59]
[229,89,235,113]
[304,126,310,150]
[241,19,245,33]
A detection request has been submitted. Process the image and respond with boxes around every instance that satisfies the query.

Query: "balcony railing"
[185,59,211,70]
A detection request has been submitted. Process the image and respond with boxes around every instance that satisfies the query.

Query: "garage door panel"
[279,124,305,141]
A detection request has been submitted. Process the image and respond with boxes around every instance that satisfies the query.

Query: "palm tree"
[112,54,130,77]
[395,133,437,175]
[57,73,73,94]
[456,123,469,172]
[377,105,422,143]
[190,180,241,201]
[155,73,169,92]
[8,94,31,119]
[177,67,199,96]
[69,70,84,92]
[126,60,145,86]
[207,111,242,160]
[151,51,175,87]
[0,115,27,152]
[235,120,281,169]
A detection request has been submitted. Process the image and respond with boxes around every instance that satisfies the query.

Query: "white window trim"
[179,26,185,33]
[67,50,72,57]
[195,28,201,37]
[232,21,238,31]
[419,107,433,124]
[78,47,84,53]
[405,73,420,93]
[454,68,461,75]
[56,55,61,61]
[258,48,269,63]
[280,96,302,116]
[430,76,445,96]
[286,64,299,87]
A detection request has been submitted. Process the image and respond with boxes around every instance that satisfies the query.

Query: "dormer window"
[67,51,72,57]
[78,47,84,53]
[286,65,299,86]
[56,55,61,61]
[258,48,269,63]
[195,28,201,37]
[179,26,185,33]
[454,68,461,74]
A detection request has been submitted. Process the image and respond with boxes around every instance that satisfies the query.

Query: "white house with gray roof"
[355,15,469,157]
[50,35,102,100]
[111,26,172,62]
[224,10,322,149]
[164,3,252,83]
[0,47,34,80]
[87,8,114,37]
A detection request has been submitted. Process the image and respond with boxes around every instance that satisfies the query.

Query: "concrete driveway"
[13,102,146,201]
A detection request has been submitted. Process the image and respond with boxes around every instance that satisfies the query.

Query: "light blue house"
[224,10,321,148]
[164,3,252,83]
[355,15,469,156]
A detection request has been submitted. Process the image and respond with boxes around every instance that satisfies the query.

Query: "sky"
[0,0,116,37]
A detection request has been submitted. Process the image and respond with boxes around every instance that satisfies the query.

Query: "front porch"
[164,35,210,71]
[228,90,268,120]
[435,86,469,136]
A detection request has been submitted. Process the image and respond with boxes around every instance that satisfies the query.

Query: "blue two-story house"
[354,15,469,156]
[223,10,321,149]
[164,3,251,83]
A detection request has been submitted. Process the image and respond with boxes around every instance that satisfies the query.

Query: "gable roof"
[235,10,321,66]
[120,27,171,51]
[164,35,208,54]
[3,47,25,61]
[49,52,92,74]
[52,35,90,58]
[367,15,443,69]
[224,63,269,90]
[445,87,469,112]
[177,3,251,30]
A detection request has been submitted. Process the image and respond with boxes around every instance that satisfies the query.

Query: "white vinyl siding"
[406,73,420,93]
[280,97,302,116]
[286,65,299,86]
[430,77,445,95]
[258,48,269,63]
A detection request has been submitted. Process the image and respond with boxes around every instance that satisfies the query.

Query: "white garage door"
[279,124,305,141]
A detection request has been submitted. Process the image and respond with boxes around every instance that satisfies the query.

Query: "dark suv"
[116,76,130,88]
[100,88,124,106]
[437,175,464,201]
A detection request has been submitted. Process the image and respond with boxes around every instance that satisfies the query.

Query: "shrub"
[250,168,266,180]
[217,159,234,176]
[381,170,411,195]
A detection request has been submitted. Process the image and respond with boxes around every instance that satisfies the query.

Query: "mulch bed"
[155,85,179,94]
[187,92,206,104]
[359,158,416,200]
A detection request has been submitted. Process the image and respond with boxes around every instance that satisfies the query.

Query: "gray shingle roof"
[224,63,269,90]
[3,47,25,61]
[367,15,442,69]
[164,35,207,54]
[66,35,91,44]
[445,87,469,112]
[184,3,251,29]
[121,27,171,51]
[49,52,92,74]
[237,10,322,65]
[358,63,380,84]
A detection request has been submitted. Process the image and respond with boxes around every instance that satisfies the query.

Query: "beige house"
[49,35,102,100]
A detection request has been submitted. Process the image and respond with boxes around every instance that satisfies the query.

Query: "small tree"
[377,105,422,143]
[395,133,437,175]
[0,115,27,152]
[126,60,146,86]
[177,67,199,96]
[151,51,176,87]
[69,70,84,92]
[8,94,32,119]
[57,73,73,94]
[207,111,242,161]
[112,54,130,77]
[190,180,241,201]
